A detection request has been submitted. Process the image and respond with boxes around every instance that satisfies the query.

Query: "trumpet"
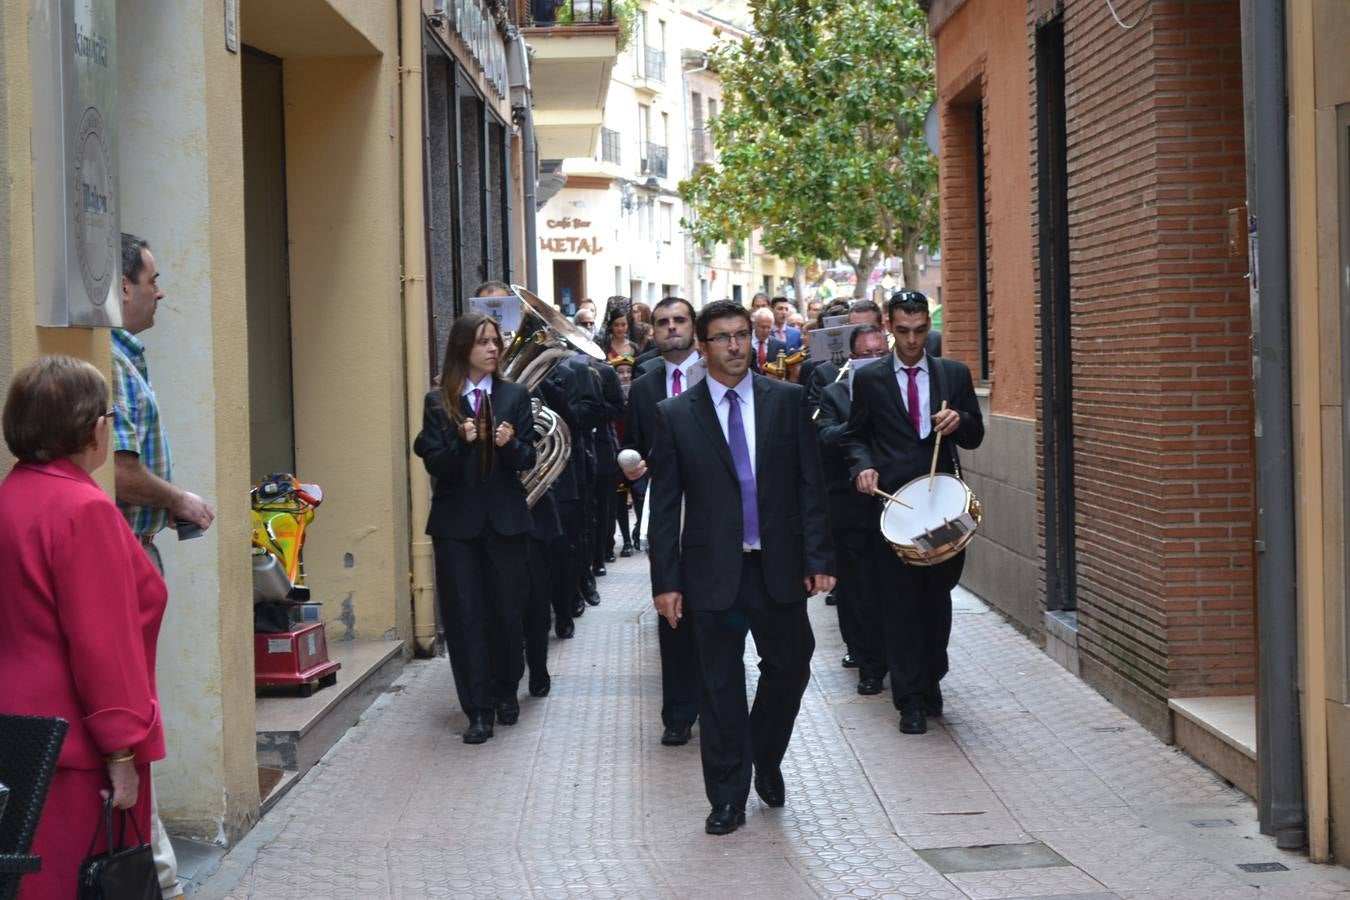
[811,360,852,422]
[764,347,809,382]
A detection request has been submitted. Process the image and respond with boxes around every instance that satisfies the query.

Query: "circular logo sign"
[74,105,115,307]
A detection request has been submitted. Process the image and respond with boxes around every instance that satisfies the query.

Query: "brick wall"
[1027,0,1254,733]
[938,76,984,371]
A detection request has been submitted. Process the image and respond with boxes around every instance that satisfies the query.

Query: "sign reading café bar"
[30,0,121,328]
[540,216,605,255]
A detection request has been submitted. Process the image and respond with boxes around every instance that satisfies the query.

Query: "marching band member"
[622,297,704,747]
[816,324,892,694]
[845,291,983,735]
[414,312,536,744]
[648,300,834,835]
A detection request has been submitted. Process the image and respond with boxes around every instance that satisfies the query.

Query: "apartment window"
[660,202,673,243]
[601,128,621,165]
[700,278,709,307]
[708,98,718,121]
[661,112,670,147]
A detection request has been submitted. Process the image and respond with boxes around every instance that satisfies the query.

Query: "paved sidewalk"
[197,552,1350,899]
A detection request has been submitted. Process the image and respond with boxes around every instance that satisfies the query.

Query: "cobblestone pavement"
[197,551,1350,899]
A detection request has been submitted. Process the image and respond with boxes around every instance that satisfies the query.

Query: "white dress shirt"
[462,374,494,413]
[893,353,931,440]
[705,373,760,550]
[663,352,702,398]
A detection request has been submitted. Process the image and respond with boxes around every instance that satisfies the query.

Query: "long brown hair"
[439,312,505,423]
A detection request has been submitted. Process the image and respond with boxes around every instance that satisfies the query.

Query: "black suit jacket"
[844,355,984,492]
[749,337,787,374]
[816,381,875,531]
[623,364,667,459]
[637,355,664,378]
[591,361,625,478]
[563,355,605,487]
[414,382,537,539]
[648,375,834,611]
[804,360,840,417]
[528,371,573,541]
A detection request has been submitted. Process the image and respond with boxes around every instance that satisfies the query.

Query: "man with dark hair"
[634,296,688,373]
[803,299,886,415]
[816,324,891,693]
[648,299,834,835]
[621,295,703,746]
[846,290,984,736]
[112,233,214,900]
[770,297,803,350]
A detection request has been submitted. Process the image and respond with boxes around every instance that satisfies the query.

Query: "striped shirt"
[111,328,173,538]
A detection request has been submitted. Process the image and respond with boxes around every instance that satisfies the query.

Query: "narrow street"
[196,553,1350,900]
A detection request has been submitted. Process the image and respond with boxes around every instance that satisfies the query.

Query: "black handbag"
[76,798,158,900]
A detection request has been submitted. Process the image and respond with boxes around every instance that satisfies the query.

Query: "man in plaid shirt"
[111,233,215,900]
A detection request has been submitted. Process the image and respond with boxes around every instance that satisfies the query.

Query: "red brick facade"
[1025,0,1254,729]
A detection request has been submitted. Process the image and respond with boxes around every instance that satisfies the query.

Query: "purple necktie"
[472,388,483,417]
[905,367,922,436]
[725,391,760,546]
[671,369,682,396]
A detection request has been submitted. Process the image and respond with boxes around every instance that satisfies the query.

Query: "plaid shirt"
[111,328,173,538]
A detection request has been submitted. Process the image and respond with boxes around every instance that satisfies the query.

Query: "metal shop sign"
[429,0,508,101]
[31,0,122,328]
[539,216,606,255]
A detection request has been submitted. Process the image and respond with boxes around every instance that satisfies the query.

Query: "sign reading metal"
[31,0,122,328]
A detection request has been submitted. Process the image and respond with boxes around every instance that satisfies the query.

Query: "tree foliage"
[680,0,938,293]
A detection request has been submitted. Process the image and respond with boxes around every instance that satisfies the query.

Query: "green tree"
[681,0,938,297]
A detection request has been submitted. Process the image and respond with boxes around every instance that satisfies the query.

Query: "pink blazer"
[0,460,167,769]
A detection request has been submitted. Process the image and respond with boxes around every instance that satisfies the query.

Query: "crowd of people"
[413,282,982,836]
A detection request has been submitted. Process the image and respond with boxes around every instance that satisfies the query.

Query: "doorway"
[554,259,585,311]
[1036,15,1077,612]
[242,48,296,482]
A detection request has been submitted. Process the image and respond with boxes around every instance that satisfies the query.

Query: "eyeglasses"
[705,330,752,347]
[854,348,889,359]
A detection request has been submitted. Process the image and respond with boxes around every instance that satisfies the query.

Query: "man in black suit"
[846,290,984,736]
[804,299,884,416]
[563,353,606,613]
[622,297,704,747]
[590,360,625,575]
[748,307,787,374]
[816,324,891,695]
[648,300,835,836]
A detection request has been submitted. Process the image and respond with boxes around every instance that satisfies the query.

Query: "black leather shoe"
[462,715,494,744]
[899,707,928,735]
[841,654,859,669]
[572,596,587,617]
[660,723,692,746]
[555,620,575,639]
[620,543,634,558]
[529,677,551,698]
[632,535,642,550]
[585,589,601,607]
[925,683,944,718]
[753,767,785,808]
[605,552,617,563]
[496,698,520,725]
[594,564,608,577]
[857,677,885,696]
[705,804,745,835]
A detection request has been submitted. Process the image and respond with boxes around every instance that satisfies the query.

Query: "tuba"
[763,347,809,382]
[502,286,606,507]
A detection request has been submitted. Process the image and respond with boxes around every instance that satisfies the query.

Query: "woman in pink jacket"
[0,355,167,899]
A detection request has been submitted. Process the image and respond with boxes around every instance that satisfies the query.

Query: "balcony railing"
[601,128,622,165]
[643,47,666,82]
[641,143,668,178]
[522,0,616,26]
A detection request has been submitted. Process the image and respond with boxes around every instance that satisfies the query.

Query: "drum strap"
[929,358,963,480]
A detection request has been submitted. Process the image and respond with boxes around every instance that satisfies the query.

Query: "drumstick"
[870,487,913,509]
[929,400,949,491]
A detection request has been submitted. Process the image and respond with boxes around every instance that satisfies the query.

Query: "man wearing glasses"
[647,300,834,835]
[111,233,215,900]
[815,325,891,696]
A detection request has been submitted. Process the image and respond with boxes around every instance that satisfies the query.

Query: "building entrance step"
[1168,695,1256,798]
[255,639,405,775]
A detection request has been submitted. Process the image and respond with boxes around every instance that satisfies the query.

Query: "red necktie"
[472,388,483,416]
[671,369,683,396]
[758,342,767,368]
[904,368,922,435]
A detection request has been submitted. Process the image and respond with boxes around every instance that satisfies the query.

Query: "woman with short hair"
[0,355,168,900]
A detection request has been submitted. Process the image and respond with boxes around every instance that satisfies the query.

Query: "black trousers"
[576,480,596,584]
[593,475,616,564]
[615,480,633,546]
[878,537,964,709]
[688,553,815,809]
[432,530,527,721]
[552,499,586,626]
[834,529,887,681]
[658,615,700,730]
[523,535,552,685]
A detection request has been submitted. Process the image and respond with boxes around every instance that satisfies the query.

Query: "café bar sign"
[30,0,121,328]
[430,0,508,101]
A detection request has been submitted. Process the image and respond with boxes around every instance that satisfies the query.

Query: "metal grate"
[640,143,668,178]
[643,46,666,82]
[600,128,621,165]
[1236,862,1289,873]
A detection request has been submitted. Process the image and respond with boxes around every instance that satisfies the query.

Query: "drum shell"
[878,473,982,566]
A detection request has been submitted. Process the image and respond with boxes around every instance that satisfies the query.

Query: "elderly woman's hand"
[102,755,139,810]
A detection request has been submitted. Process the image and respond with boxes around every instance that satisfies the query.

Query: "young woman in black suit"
[414,312,536,744]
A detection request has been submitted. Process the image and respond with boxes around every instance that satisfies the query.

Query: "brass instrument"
[502,285,605,506]
[811,360,852,422]
[763,347,809,382]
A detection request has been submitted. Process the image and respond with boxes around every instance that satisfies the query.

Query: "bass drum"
[878,473,982,566]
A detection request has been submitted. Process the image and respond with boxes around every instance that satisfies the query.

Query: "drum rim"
[878,473,973,548]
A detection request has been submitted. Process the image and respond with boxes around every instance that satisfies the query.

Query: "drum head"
[879,473,971,547]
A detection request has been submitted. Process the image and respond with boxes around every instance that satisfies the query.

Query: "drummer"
[845,290,984,736]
